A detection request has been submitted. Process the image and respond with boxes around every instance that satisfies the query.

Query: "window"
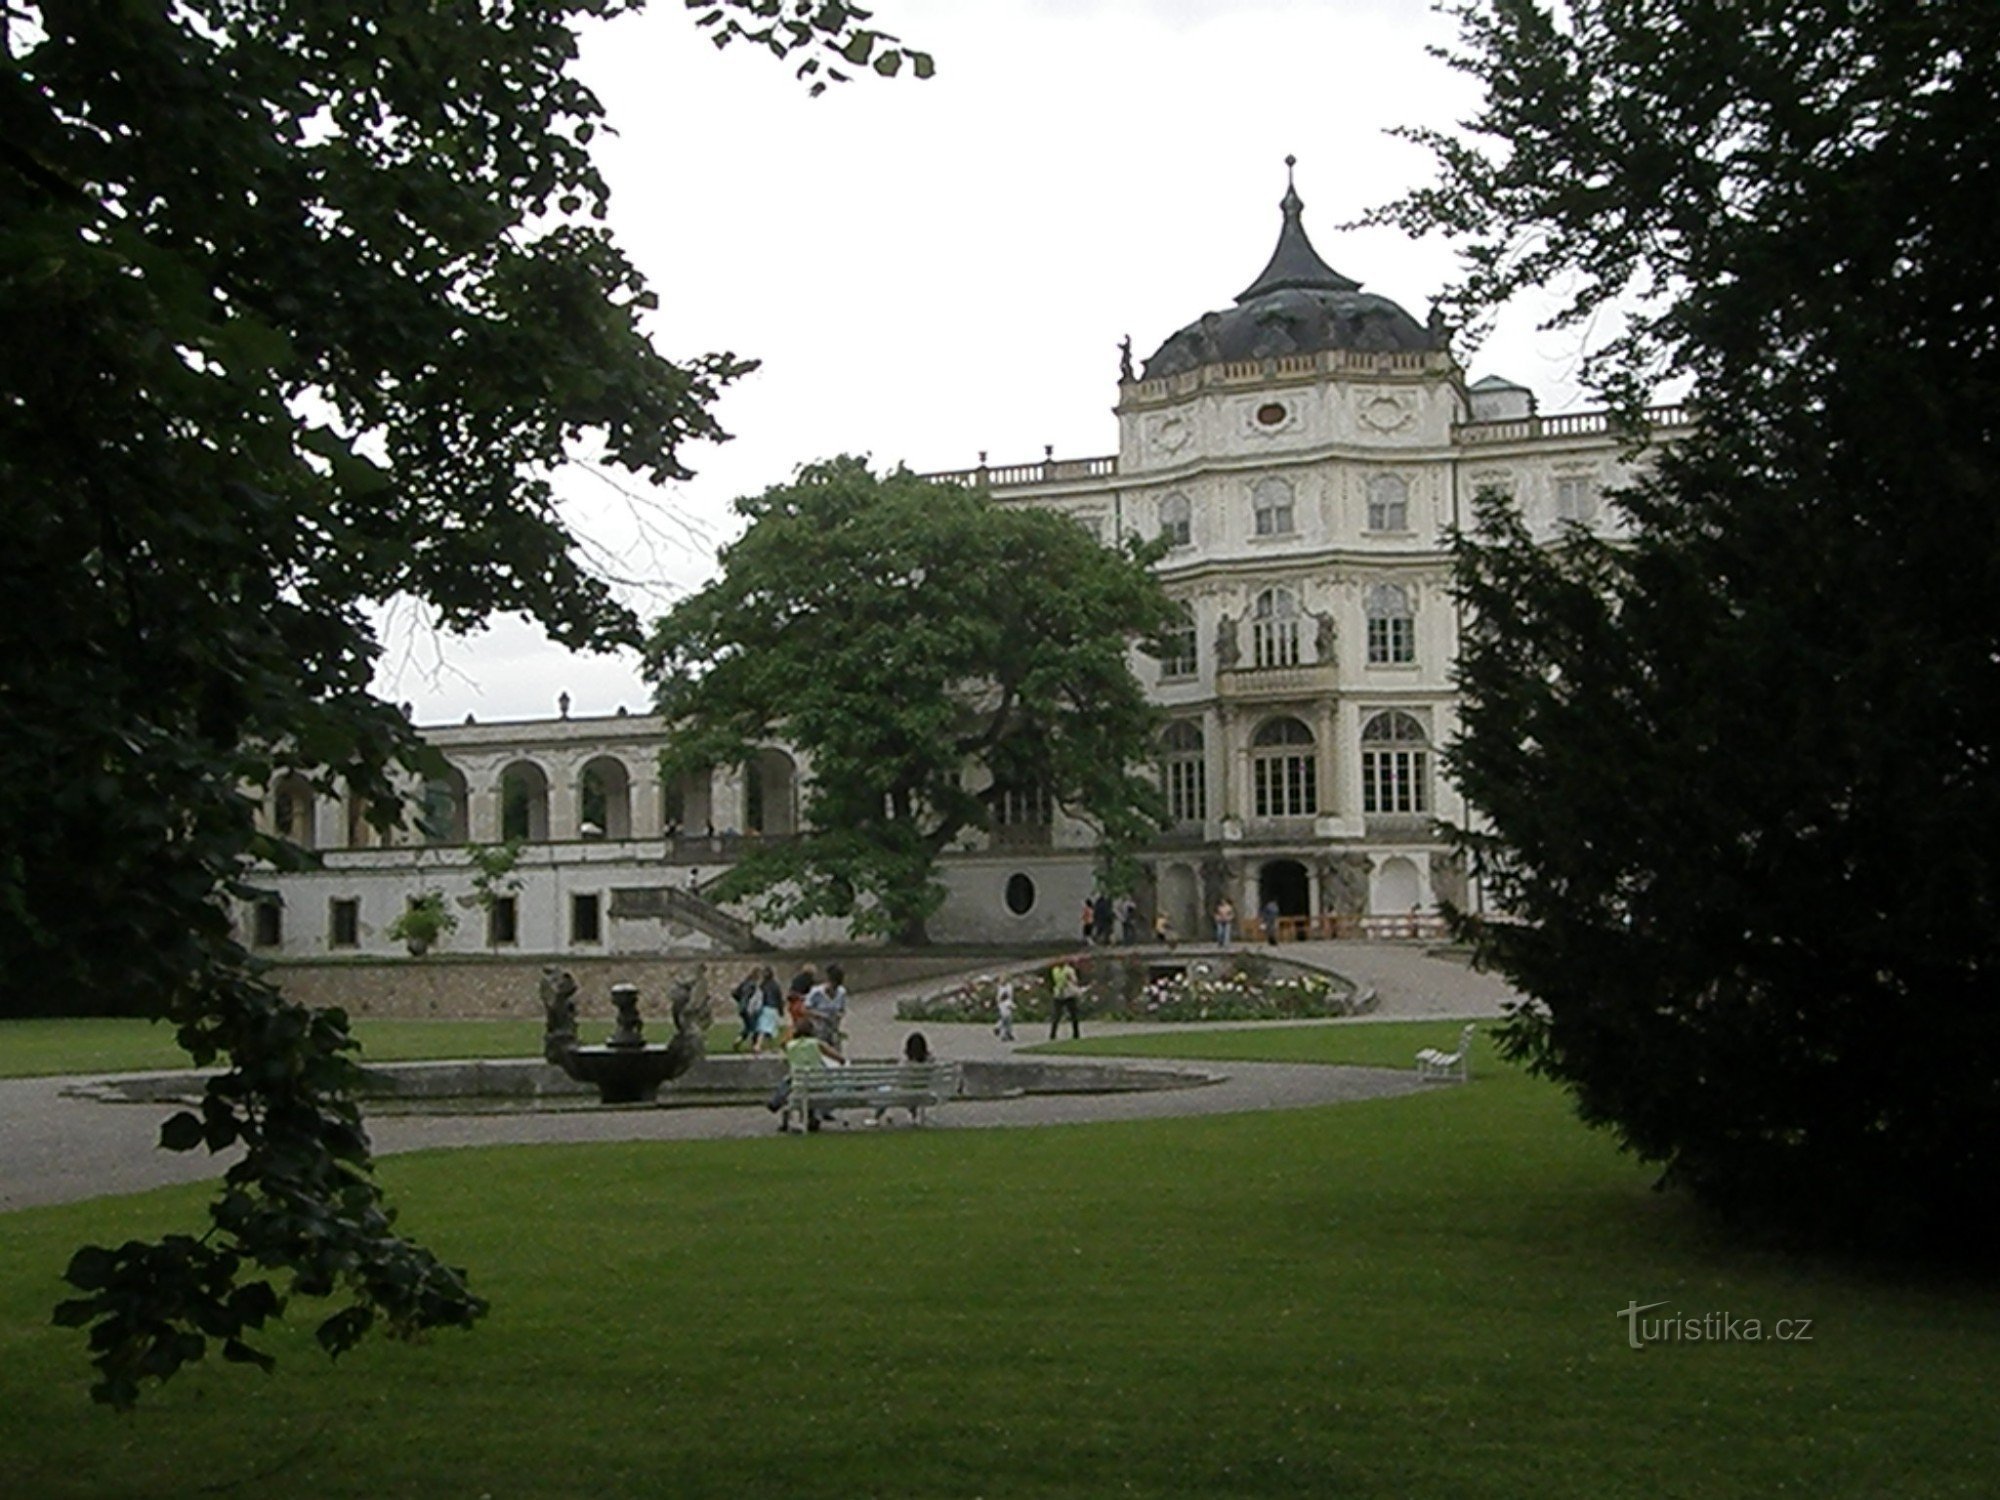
[1366,473,1409,532]
[1004,874,1037,916]
[488,895,519,946]
[1251,588,1301,669]
[1158,603,1197,679]
[1361,711,1430,815]
[1252,717,1317,818]
[1160,721,1207,824]
[420,766,468,844]
[500,761,549,841]
[1365,583,1416,665]
[329,898,359,949]
[571,892,601,944]
[1555,475,1599,523]
[1255,401,1288,427]
[271,773,315,850]
[1159,492,1191,549]
[251,898,282,948]
[991,782,1052,847]
[1252,476,1294,536]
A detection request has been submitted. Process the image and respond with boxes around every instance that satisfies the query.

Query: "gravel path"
[1,943,1518,1213]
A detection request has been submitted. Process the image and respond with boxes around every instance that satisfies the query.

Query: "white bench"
[782,1059,963,1131]
[1415,1023,1477,1083]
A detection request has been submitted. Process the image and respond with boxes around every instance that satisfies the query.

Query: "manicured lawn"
[0,1017,548,1078]
[0,1018,744,1079]
[2,1034,1994,1497]
[1034,1017,1499,1072]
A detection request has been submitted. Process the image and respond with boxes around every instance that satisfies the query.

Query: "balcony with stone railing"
[1453,403,1691,445]
[928,450,1119,491]
[1216,662,1340,701]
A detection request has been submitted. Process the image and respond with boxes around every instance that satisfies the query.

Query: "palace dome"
[1140,162,1441,380]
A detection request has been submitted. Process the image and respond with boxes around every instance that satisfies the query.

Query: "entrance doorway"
[1258,859,1310,923]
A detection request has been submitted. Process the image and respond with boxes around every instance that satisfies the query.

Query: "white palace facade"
[245,171,1684,960]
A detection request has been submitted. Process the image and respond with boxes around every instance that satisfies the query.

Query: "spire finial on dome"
[1236,157,1359,304]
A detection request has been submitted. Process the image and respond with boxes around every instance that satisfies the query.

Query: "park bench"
[782,1059,963,1131]
[1415,1023,1477,1084]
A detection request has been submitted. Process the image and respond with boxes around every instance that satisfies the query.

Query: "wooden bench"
[782,1059,963,1131]
[1415,1023,1477,1083]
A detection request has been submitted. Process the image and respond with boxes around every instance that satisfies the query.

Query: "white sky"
[373,0,1605,726]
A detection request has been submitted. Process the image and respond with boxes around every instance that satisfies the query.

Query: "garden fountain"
[541,969,709,1104]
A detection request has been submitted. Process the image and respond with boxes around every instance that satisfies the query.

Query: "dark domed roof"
[1140,162,1440,380]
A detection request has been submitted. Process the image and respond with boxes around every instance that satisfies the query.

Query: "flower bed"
[897,960,1373,1025]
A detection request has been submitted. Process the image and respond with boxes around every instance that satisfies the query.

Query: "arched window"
[1361,711,1430,815]
[579,756,632,839]
[271,773,316,850]
[499,761,550,842]
[420,764,468,844]
[1365,583,1415,665]
[1252,476,1294,537]
[1366,473,1409,532]
[1157,601,1197,679]
[1159,492,1192,549]
[1252,716,1317,818]
[1159,720,1206,824]
[744,748,798,836]
[1252,587,1301,668]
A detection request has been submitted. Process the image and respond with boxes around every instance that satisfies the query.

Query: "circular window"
[1255,402,1287,427]
[1004,873,1036,916]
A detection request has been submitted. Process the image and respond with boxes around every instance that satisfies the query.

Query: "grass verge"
[1,1034,1994,1497]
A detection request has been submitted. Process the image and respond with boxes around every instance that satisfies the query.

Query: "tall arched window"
[420,764,468,844]
[1361,711,1430,815]
[1252,476,1294,536]
[499,761,550,842]
[1365,583,1415,665]
[1159,492,1192,548]
[1157,601,1198,679]
[1366,473,1409,532]
[1251,587,1302,668]
[271,773,316,850]
[1252,716,1317,817]
[1159,720,1206,824]
[579,756,632,839]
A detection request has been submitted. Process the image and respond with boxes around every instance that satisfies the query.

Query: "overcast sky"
[373,0,1603,727]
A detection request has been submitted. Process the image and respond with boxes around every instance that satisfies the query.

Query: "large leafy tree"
[2,0,923,1403]
[1382,1,2000,1256]
[643,457,1180,944]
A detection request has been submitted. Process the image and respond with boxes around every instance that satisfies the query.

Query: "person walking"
[750,965,783,1054]
[1261,897,1282,945]
[804,962,849,1050]
[731,966,762,1050]
[994,977,1017,1042]
[1048,959,1082,1041]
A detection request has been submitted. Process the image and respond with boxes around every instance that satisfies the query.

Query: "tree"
[643,458,1180,944]
[3,0,924,1404]
[1381,1,2000,1256]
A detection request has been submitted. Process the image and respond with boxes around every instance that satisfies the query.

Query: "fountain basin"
[562,1044,686,1104]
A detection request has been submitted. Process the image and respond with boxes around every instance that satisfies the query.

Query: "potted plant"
[388,889,458,956]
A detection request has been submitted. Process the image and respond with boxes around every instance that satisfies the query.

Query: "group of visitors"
[1208,896,1286,946]
[1079,892,1143,946]
[732,961,849,1055]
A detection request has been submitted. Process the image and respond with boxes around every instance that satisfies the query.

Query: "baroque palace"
[248,168,1684,959]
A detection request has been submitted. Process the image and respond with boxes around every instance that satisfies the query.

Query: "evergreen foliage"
[1,0,922,1403]
[1385,1,2000,1256]
[643,458,1180,943]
